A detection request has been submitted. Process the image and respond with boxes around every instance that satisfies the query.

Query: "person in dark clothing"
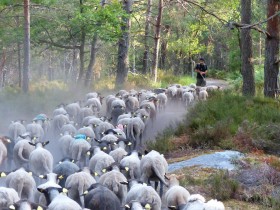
[194,58,208,87]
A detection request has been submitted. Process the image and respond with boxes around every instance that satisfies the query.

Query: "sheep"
[25,122,45,141]
[5,167,36,200]
[83,183,122,210]
[98,163,128,205]
[0,187,20,208]
[198,90,208,101]
[60,123,77,136]
[182,91,195,107]
[88,146,115,181]
[65,167,96,208]
[157,92,168,111]
[124,179,161,210]
[53,158,80,187]
[0,136,12,167]
[206,85,221,92]
[37,183,82,210]
[53,106,67,116]
[117,117,132,139]
[32,113,51,134]
[85,97,102,116]
[7,199,47,210]
[166,85,178,101]
[109,138,130,163]
[13,139,35,170]
[164,174,190,208]
[123,95,139,113]
[78,106,94,127]
[127,116,145,149]
[95,121,115,140]
[180,194,206,210]
[70,135,91,168]
[58,134,75,158]
[203,199,225,210]
[105,95,117,117]
[65,101,81,121]
[8,120,26,142]
[139,100,156,123]
[51,114,70,137]
[77,126,96,146]
[140,150,168,197]
[86,92,100,100]
[110,105,126,126]
[119,150,141,180]
[28,141,53,176]
[86,117,104,136]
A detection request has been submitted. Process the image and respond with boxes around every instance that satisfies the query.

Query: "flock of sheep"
[0,83,224,210]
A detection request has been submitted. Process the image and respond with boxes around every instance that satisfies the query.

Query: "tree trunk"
[85,34,98,87]
[264,0,280,97]
[151,0,163,82]
[115,0,133,88]
[240,0,255,96]
[0,50,6,88]
[78,0,86,83]
[15,16,22,88]
[23,0,30,93]
[142,0,152,74]
[159,25,170,70]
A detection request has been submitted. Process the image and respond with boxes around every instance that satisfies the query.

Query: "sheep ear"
[36,206,44,210]
[28,142,36,146]
[164,174,170,180]
[87,151,92,156]
[120,181,129,185]
[168,206,177,210]
[124,204,130,209]
[102,169,107,173]
[82,190,89,195]
[37,188,45,193]
[93,172,98,176]
[42,141,50,146]
[125,167,129,171]
[62,188,68,194]
[28,172,33,176]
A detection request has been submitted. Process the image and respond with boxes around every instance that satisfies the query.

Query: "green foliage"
[207,170,239,200]
[185,90,280,150]
[146,128,176,154]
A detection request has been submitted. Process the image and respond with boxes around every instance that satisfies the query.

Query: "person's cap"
[199,57,205,61]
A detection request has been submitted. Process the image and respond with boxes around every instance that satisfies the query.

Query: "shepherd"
[194,57,208,87]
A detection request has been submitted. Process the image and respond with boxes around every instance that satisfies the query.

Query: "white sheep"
[51,114,70,137]
[13,139,35,169]
[77,106,94,127]
[125,180,161,210]
[198,90,208,101]
[164,174,190,207]
[109,139,129,163]
[70,135,91,168]
[60,123,77,136]
[85,97,102,116]
[127,116,145,149]
[95,121,115,140]
[98,163,128,205]
[58,134,75,158]
[183,194,206,210]
[157,92,168,111]
[65,167,96,208]
[26,122,45,141]
[53,106,67,116]
[37,183,82,210]
[5,167,36,200]
[140,150,168,197]
[88,146,115,181]
[204,199,225,210]
[124,95,139,113]
[0,136,12,166]
[28,141,53,176]
[0,187,20,208]
[182,91,195,107]
[119,150,141,180]
[65,101,81,121]
[8,120,26,141]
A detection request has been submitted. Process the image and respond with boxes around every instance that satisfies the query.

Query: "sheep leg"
[154,181,158,191]
[159,181,164,198]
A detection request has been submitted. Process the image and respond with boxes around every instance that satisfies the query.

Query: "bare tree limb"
[241,10,280,29]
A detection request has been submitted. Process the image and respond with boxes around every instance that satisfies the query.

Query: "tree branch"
[38,40,80,50]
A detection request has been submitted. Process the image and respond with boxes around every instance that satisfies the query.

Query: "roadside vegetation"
[146,66,280,209]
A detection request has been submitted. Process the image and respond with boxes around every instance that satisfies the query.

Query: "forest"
[0,0,279,96]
